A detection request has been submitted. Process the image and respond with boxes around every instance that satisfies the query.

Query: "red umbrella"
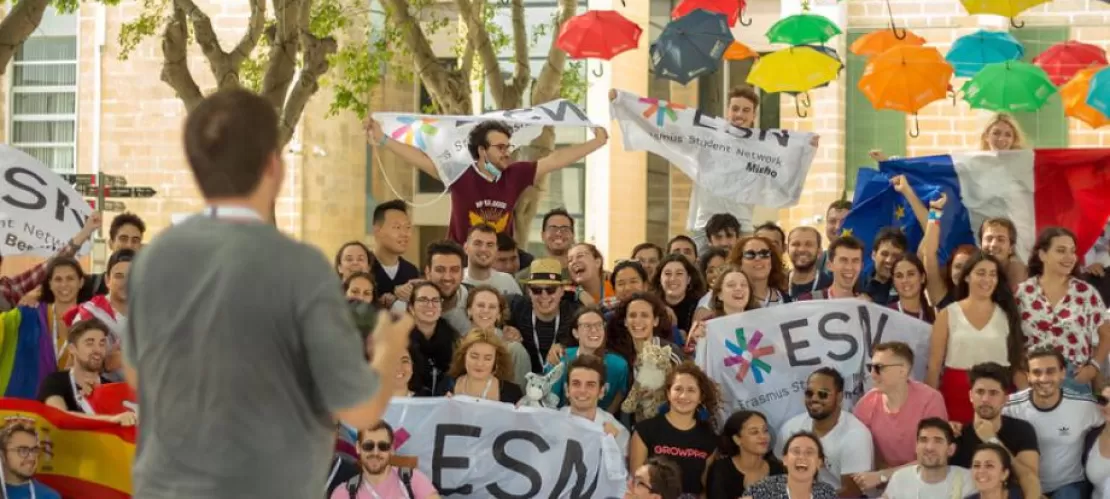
[672,0,744,26]
[556,10,643,60]
[1033,41,1107,86]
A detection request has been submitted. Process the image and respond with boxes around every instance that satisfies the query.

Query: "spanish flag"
[0,398,133,499]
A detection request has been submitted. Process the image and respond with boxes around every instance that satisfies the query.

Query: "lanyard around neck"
[205,206,263,221]
[788,271,820,293]
[531,312,559,368]
[897,301,925,321]
[70,370,96,414]
[362,472,410,499]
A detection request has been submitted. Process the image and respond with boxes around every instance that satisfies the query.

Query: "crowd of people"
[0,86,1109,499]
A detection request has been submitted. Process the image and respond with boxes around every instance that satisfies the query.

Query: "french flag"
[874,149,1110,262]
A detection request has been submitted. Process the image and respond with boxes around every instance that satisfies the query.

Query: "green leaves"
[117,0,168,60]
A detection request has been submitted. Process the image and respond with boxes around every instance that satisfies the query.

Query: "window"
[845,30,906,195]
[526,160,586,256]
[1011,27,1069,148]
[9,9,78,174]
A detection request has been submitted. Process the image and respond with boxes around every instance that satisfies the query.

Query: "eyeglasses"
[545,225,573,234]
[414,297,443,305]
[867,362,904,374]
[360,441,392,453]
[530,286,558,295]
[805,389,831,400]
[6,446,40,458]
[742,249,772,260]
[577,322,605,332]
[787,447,819,458]
[488,143,513,153]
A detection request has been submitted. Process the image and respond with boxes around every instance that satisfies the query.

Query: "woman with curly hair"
[728,235,789,308]
[651,254,707,336]
[609,292,684,368]
[440,330,523,404]
[630,361,721,497]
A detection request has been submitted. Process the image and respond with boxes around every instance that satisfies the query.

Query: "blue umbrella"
[650,9,735,85]
[1084,66,1110,117]
[945,29,1025,78]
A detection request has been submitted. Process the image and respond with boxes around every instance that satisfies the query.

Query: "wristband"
[928,210,943,221]
[377,134,388,147]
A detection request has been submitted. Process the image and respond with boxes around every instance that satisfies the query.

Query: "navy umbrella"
[650,9,735,85]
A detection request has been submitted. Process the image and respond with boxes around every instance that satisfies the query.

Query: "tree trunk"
[0,0,50,74]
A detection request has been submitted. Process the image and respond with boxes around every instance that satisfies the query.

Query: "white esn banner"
[373,100,598,188]
[384,397,627,498]
[696,300,931,431]
[0,145,92,257]
[610,89,817,208]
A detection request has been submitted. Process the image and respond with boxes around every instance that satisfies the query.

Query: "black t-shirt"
[409,320,459,396]
[950,416,1040,468]
[36,370,111,413]
[77,273,108,303]
[635,414,718,495]
[668,294,700,334]
[862,272,898,305]
[788,273,832,300]
[371,258,421,298]
[507,296,575,373]
[707,455,786,499]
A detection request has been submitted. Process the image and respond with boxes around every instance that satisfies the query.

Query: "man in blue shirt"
[1,423,60,499]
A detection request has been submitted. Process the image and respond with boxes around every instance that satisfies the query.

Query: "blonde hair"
[979,114,1026,151]
[465,285,508,328]
[447,329,514,381]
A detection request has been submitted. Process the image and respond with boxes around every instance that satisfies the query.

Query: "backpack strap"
[399,468,416,499]
[345,474,361,499]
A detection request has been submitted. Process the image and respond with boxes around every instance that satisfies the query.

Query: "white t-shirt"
[687,186,754,236]
[463,268,523,296]
[1087,440,1110,499]
[776,411,874,489]
[1002,388,1102,493]
[884,466,975,499]
[560,406,630,457]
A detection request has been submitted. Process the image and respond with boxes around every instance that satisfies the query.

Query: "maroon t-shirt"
[447,161,537,243]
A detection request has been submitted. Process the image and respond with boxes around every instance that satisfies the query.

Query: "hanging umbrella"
[959,0,1052,28]
[766,13,841,46]
[556,11,643,61]
[1033,41,1108,86]
[672,0,740,26]
[784,45,844,116]
[747,46,841,93]
[849,28,927,58]
[962,60,1057,112]
[650,9,735,85]
[1061,66,1110,128]
[859,45,954,136]
[723,41,758,61]
[1085,66,1110,119]
[945,30,1024,78]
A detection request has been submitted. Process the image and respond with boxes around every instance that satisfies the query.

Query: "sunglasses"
[805,389,831,400]
[360,441,392,453]
[742,249,772,260]
[530,286,558,295]
[867,362,903,374]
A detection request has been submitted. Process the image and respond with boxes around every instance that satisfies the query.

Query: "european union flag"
[877,156,978,265]
[838,167,941,275]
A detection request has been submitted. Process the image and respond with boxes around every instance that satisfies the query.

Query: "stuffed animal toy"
[621,343,675,421]
[519,362,565,408]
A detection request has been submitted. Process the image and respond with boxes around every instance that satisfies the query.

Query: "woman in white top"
[926,251,1025,423]
[686,266,760,353]
[1085,386,1110,499]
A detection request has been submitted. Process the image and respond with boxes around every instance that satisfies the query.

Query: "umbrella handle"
[739,8,752,26]
[883,0,906,40]
[1010,18,1025,29]
[592,65,605,77]
[795,96,809,118]
[909,114,921,138]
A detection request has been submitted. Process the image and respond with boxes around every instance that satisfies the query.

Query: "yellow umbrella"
[1061,66,1110,129]
[746,46,841,94]
[960,0,1052,27]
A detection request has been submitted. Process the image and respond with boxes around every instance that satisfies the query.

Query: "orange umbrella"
[1061,66,1110,128]
[858,45,953,136]
[850,28,927,58]
[723,41,758,61]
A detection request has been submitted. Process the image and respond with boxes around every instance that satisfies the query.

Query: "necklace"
[461,375,494,399]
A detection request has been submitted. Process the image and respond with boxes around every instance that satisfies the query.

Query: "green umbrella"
[766,13,841,45]
[961,60,1058,112]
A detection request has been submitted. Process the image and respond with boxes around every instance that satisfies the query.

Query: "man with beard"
[515,208,575,284]
[392,241,472,335]
[508,259,576,374]
[861,228,908,305]
[796,236,865,301]
[776,368,873,497]
[463,224,522,296]
[333,421,440,499]
[1003,348,1100,498]
[37,318,136,426]
[882,418,975,498]
[814,199,853,276]
[786,226,832,299]
[704,214,741,250]
[949,362,1041,499]
[0,423,60,499]
[979,217,1027,289]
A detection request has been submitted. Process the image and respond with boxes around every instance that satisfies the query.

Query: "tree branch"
[508,0,530,103]
[229,0,267,68]
[260,0,302,109]
[0,0,50,73]
[460,34,476,79]
[278,32,337,145]
[380,0,470,114]
[530,0,576,103]
[172,0,240,88]
[160,5,205,111]
[455,0,506,105]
